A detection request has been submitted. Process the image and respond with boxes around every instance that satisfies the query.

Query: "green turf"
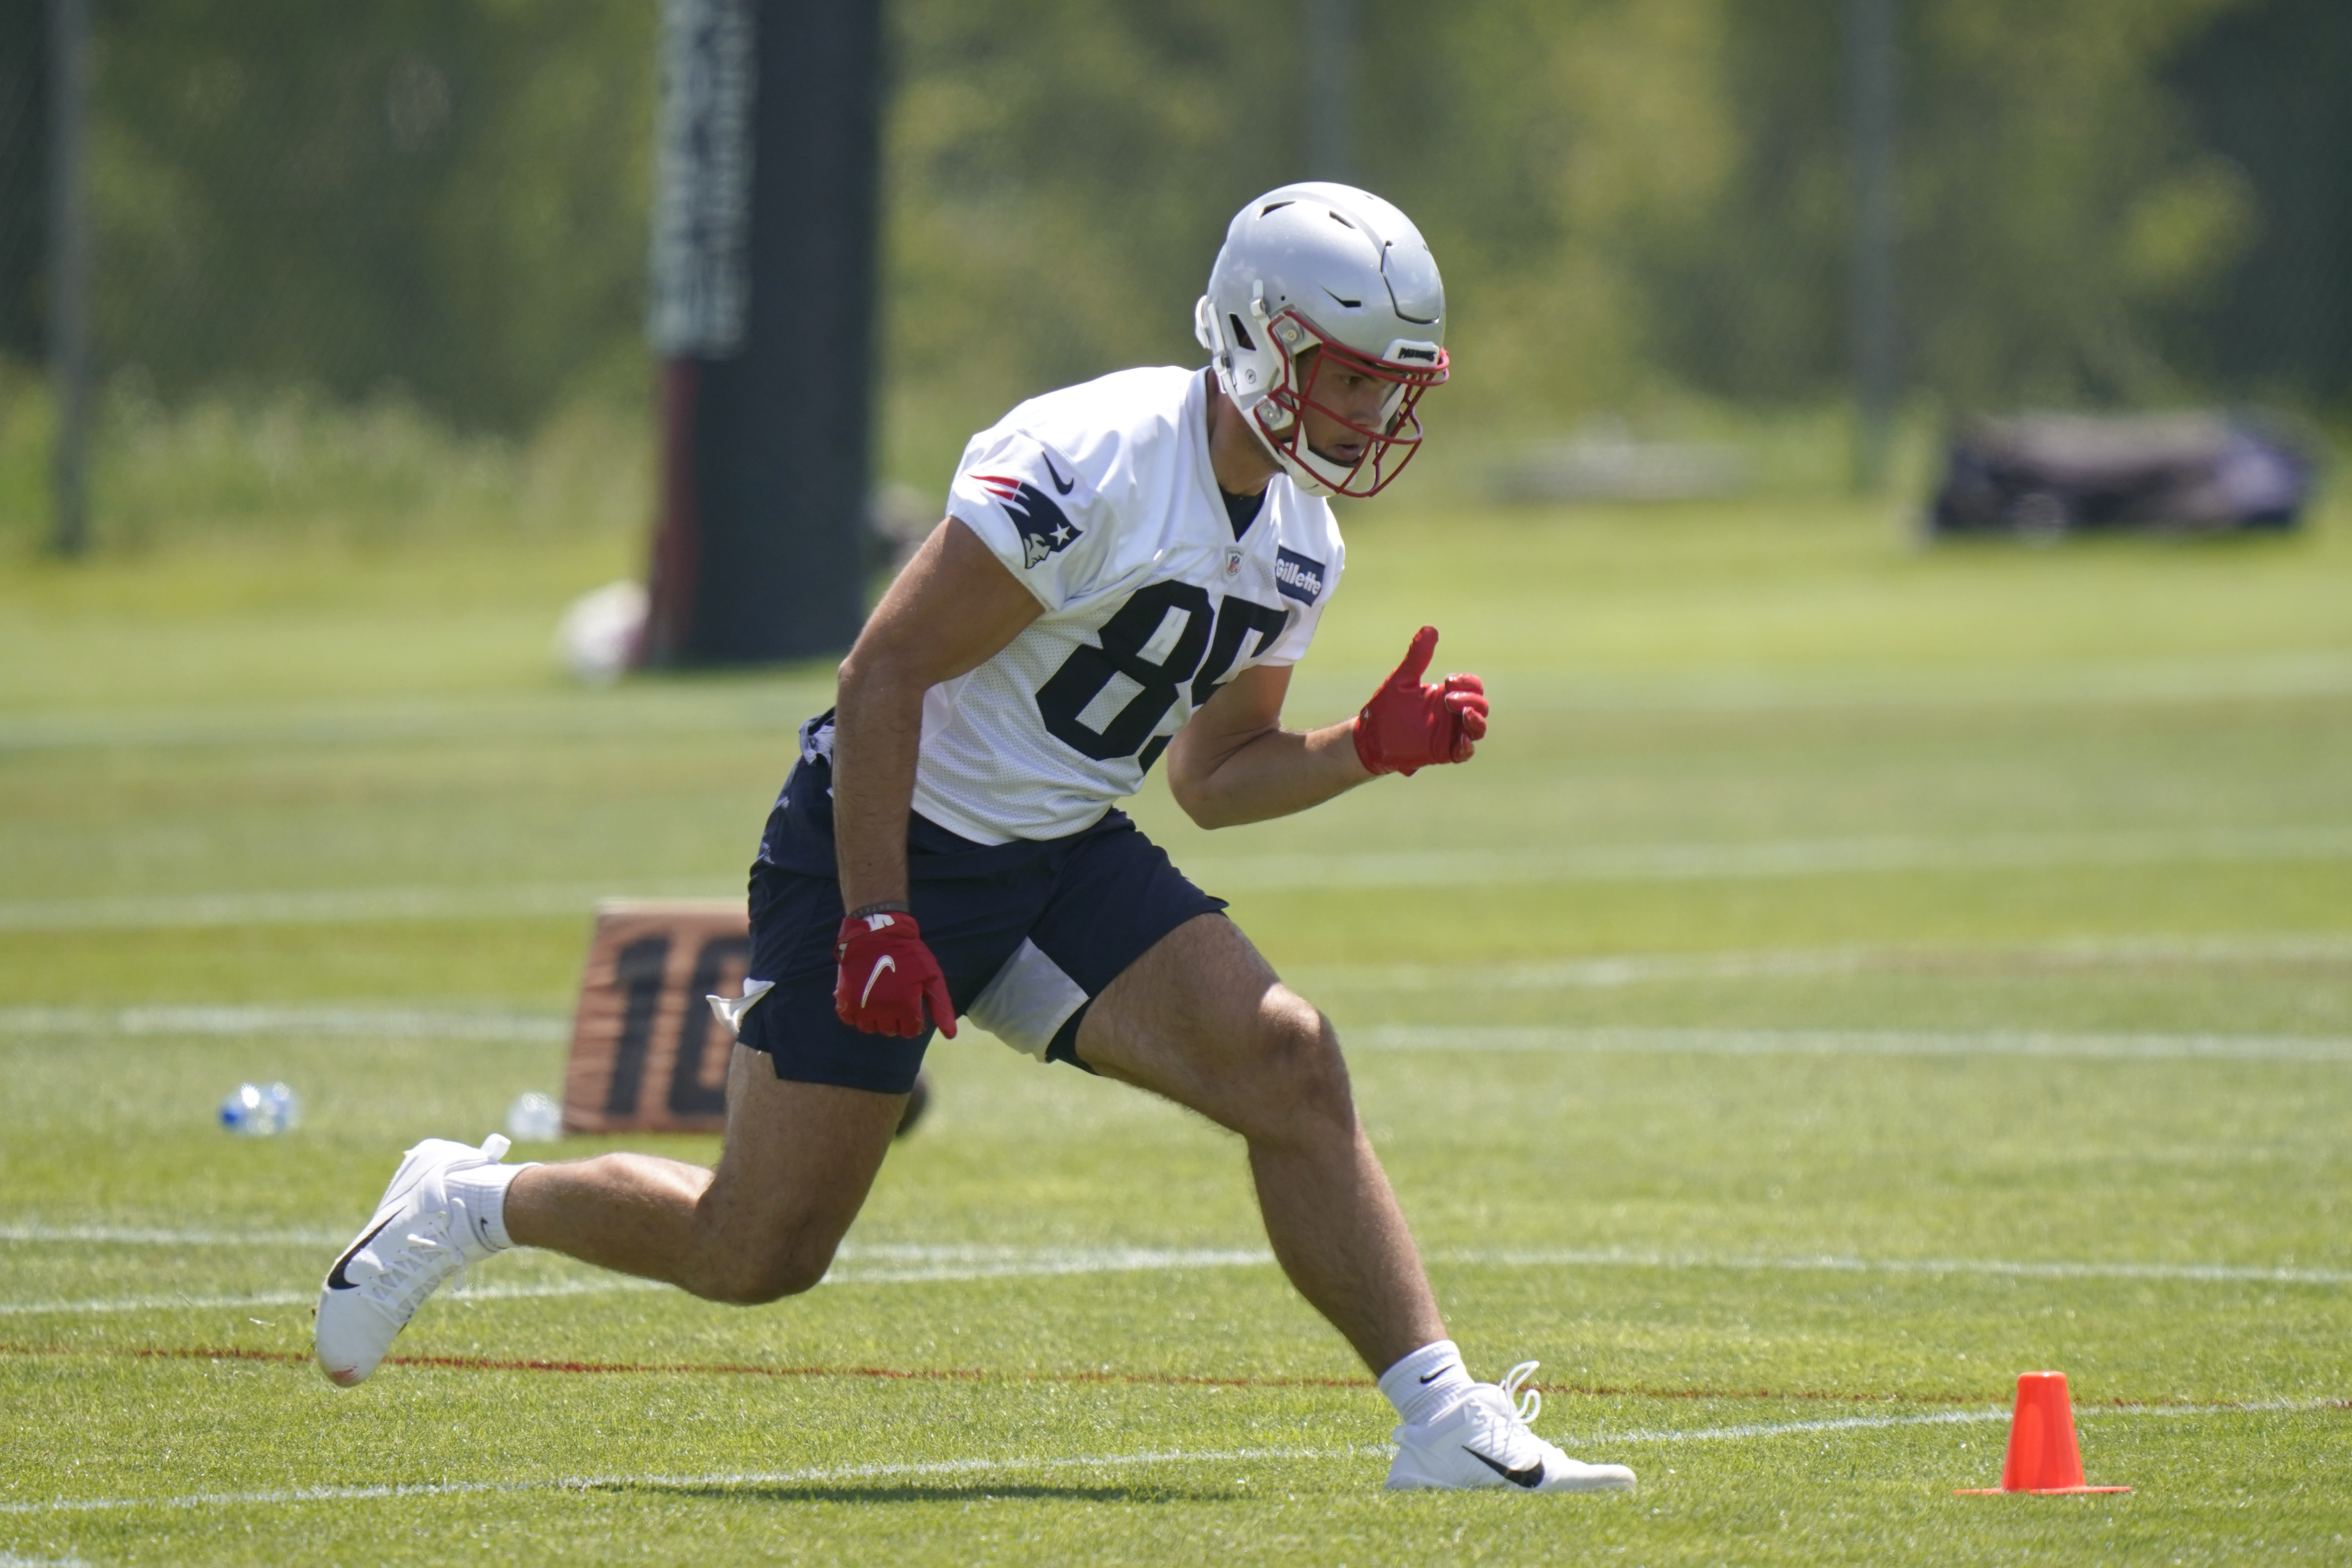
[3,493,2349,1563]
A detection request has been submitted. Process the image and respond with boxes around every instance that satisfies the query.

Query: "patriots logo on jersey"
[973,472,1082,569]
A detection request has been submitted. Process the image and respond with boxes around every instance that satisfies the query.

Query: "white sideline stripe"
[0,1445,1380,1516]
[1300,931,2352,992]
[0,1230,1272,1265]
[1356,1024,2352,1064]
[1571,1394,2352,1449]
[6,1241,2347,1317]
[9,1398,2341,1516]
[1429,1249,2352,1287]
[0,1224,350,1246]
[1589,1407,2007,1445]
[0,1005,569,1042]
[6,651,2347,755]
[0,690,827,756]
[8,825,2352,932]
[0,1281,674,1317]
[0,1249,1276,1315]
[1193,825,2352,893]
[12,931,2352,1041]
[0,883,728,933]
[1495,654,2352,714]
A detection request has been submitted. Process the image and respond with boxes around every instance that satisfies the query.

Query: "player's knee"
[705,1240,834,1305]
[693,1223,840,1305]
[1241,989,1355,1134]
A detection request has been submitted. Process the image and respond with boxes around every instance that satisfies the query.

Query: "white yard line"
[4,1239,2344,1318]
[6,651,2346,756]
[8,1398,2342,1516]
[1298,931,2352,993]
[0,1446,1376,1516]
[1355,1023,2352,1063]
[0,884,728,933]
[6,933,2343,1043]
[1587,1407,2008,1444]
[1568,1394,2352,1449]
[0,1223,349,1246]
[1431,1248,2352,1287]
[0,691,818,756]
[0,1281,673,1317]
[7,826,2352,932]
[0,1005,569,1041]
[0,1250,1271,1316]
[1191,825,2352,893]
[6,933,2346,1041]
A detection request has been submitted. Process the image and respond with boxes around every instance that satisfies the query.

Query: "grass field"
[2,490,2349,1564]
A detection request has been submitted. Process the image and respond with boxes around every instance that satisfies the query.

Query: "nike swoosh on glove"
[1352,626,1489,778]
[834,911,958,1039]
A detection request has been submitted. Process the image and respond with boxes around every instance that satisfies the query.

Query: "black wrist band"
[845,901,911,920]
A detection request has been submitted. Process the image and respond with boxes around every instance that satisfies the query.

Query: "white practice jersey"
[901,366,1343,844]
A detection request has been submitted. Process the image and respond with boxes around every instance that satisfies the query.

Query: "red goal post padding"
[563,899,749,1134]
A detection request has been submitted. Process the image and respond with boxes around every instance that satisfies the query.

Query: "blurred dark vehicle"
[1930,413,2312,540]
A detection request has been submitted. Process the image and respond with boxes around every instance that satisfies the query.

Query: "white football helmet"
[1194,182,1449,498]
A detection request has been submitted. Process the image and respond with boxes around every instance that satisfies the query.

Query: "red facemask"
[1249,309,1450,498]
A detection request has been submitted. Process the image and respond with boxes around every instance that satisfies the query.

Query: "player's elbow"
[1167,764,1237,830]
[834,646,882,699]
[1165,731,1266,829]
[835,641,920,716]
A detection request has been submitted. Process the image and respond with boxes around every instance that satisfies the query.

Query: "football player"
[316,183,1634,1493]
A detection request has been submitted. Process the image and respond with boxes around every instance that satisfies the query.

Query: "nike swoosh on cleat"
[1041,453,1075,495]
[325,1216,398,1291]
[1462,1446,1546,1489]
[861,954,897,1008]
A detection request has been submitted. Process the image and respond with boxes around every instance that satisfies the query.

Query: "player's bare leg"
[314,1046,900,1384]
[1073,912,1444,1374]
[503,1041,904,1303]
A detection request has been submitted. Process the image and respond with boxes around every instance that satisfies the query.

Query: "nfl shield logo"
[1222,546,1244,579]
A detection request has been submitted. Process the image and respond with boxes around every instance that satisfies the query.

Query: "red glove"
[834,910,957,1039]
[1352,626,1488,777]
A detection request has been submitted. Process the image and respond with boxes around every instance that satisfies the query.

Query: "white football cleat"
[314,1134,511,1387]
[1387,1361,1637,1493]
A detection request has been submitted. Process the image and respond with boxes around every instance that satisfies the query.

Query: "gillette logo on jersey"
[1274,547,1325,605]
[973,473,1083,568]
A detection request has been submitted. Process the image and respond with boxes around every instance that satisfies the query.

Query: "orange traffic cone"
[1956,1371,2132,1495]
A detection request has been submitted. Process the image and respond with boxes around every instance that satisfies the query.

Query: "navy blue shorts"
[732,755,1228,1095]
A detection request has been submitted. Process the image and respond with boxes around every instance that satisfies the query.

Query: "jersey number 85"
[1035,582,1289,772]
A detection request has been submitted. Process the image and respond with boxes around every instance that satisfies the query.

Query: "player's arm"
[832,519,1043,912]
[1166,626,1489,831]
[1165,664,1365,829]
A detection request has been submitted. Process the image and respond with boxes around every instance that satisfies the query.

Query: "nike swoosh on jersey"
[1462,1446,1546,1488]
[1041,452,1075,495]
[326,1215,399,1291]
[861,954,898,1007]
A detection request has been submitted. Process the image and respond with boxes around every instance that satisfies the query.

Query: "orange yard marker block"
[1956,1371,2133,1495]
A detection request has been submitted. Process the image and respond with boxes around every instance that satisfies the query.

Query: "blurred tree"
[1602,0,2256,413]
[90,0,655,431]
[2167,0,2352,406]
[57,0,2341,468]
[882,0,1295,444]
[0,1,46,363]
[882,0,2278,444]
[1362,0,1736,425]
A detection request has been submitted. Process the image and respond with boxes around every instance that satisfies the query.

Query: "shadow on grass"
[608,1481,1237,1506]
